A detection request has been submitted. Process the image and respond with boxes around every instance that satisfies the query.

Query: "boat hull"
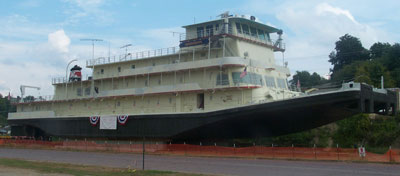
[8,85,397,140]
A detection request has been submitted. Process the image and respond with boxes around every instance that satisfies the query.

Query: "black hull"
[9,84,398,140]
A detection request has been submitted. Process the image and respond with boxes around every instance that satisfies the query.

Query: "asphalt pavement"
[0,148,399,176]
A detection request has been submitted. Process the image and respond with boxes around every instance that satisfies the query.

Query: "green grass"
[0,158,209,176]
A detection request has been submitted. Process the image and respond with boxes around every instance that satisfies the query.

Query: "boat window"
[101,69,104,74]
[258,29,265,40]
[197,27,204,38]
[118,67,121,72]
[236,23,242,34]
[77,88,82,96]
[265,76,276,88]
[232,72,263,86]
[131,65,135,69]
[145,80,148,86]
[242,24,249,35]
[206,25,213,36]
[85,87,91,95]
[277,78,287,89]
[250,27,257,37]
[215,24,219,32]
[265,32,271,41]
[216,73,229,85]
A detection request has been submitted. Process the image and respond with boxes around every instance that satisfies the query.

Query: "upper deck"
[84,14,285,69]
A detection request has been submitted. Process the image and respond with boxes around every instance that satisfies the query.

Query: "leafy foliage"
[290,71,327,88]
[0,95,16,127]
[329,34,370,74]
[333,114,400,148]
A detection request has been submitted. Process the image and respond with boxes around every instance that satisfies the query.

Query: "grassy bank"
[0,158,209,176]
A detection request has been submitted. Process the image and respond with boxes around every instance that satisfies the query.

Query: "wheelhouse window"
[258,29,265,40]
[206,25,213,36]
[265,76,276,88]
[265,32,271,41]
[242,24,250,35]
[197,27,204,38]
[236,23,242,34]
[250,27,257,37]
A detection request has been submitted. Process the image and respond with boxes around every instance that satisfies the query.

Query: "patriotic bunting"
[117,115,129,125]
[89,116,100,126]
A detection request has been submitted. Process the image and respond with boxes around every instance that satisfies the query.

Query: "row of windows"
[197,23,221,38]
[235,23,271,41]
[229,72,287,89]
[99,65,136,75]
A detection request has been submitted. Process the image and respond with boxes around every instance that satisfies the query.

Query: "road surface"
[0,148,399,176]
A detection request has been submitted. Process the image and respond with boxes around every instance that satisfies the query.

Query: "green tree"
[290,71,327,88]
[329,34,370,76]
[370,42,391,59]
[354,61,395,88]
[333,114,400,149]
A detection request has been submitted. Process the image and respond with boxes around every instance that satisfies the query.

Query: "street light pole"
[65,59,78,99]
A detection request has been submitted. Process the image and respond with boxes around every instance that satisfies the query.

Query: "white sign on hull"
[100,116,117,130]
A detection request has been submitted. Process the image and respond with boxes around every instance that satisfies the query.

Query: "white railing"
[52,75,92,84]
[86,46,180,67]
[20,95,54,103]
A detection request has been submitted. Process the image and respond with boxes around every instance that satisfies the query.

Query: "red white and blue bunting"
[117,115,129,125]
[89,116,100,126]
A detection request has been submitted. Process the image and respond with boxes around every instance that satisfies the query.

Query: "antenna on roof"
[80,38,103,60]
[120,44,132,58]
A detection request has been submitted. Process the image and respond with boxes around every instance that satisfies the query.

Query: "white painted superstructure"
[11,13,301,119]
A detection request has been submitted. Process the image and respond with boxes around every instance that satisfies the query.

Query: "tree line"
[283,34,400,152]
[290,34,400,89]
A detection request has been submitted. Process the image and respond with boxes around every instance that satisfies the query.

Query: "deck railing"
[86,46,180,67]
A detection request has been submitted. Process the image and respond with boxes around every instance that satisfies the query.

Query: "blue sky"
[0,0,399,96]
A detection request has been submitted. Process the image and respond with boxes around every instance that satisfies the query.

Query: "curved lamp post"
[65,59,78,99]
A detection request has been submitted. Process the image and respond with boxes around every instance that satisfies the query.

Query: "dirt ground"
[0,165,71,176]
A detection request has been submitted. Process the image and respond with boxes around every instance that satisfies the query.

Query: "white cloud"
[62,0,114,26]
[316,3,357,24]
[48,30,71,53]
[273,1,394,76]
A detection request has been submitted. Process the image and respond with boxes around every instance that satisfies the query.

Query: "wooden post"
[292,144,294,159]
[336,144,339,161]
[314,144,317,160]
[142,137,145,170]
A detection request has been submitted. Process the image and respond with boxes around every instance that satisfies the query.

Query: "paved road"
[0,148,399,176]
